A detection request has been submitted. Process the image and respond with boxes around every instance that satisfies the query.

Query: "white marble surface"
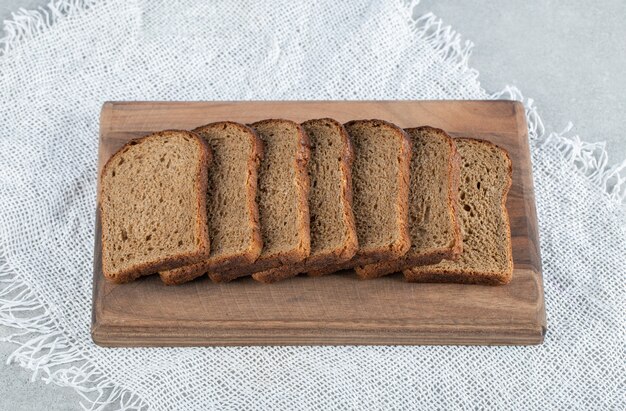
[1,1,625,409]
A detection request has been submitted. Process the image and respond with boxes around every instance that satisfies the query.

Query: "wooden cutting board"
[92,101,545,347]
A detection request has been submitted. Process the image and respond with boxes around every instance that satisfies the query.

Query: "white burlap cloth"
[1,1,624,409]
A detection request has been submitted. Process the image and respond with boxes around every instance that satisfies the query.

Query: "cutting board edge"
[91,322,545,347]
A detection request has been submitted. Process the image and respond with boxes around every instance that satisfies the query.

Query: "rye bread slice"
[100,130,211,284]
[209,119,311,282]
[308,119,412,277]
[252,118,358,283]
[159,122,263,285]
[355,126,462,279]
[404,137,513,285]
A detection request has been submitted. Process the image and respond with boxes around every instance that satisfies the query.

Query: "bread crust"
[159,122,263,285]
[100,130,212,284]
[448,137,463,259]
[308,119,412,277]
[354,126,463,279]
[403,137,513,285]
[252,118,358,283]
[209,119,311,283]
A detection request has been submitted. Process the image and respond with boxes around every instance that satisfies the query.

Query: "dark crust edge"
[403,270,508,285]
[100,130,212,284]
[354,126,463,279]
[252,118,358,283]
[159,122,264,285]
[308,119,412,277]
[403,137,514,285]
[448,136,464,259]
[208,119,311,283]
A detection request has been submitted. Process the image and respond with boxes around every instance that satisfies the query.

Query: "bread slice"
[252,119,358,283]
[209,119,311,282]
[354,127,462,279]
[404,137,513,285]
[308,119,411,277]
[100,130,212,284]
[159,122,263,285]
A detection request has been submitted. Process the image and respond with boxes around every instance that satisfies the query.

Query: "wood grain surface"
[92,101,545,346]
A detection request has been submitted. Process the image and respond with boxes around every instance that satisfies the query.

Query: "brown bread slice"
[209,119,311,282]
[308,119,412,277]
[354,127,462,279]
[100,130,211,284]
[159,122,263,285]
[252,118,358,283]
[404,137,513,285]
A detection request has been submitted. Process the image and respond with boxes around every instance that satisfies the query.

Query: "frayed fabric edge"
[403,5,626,206]
[0,257,148,410]
[491,86,626,206]
[0,2,625,411]
[0,0,99,57]
[401,4,480,84]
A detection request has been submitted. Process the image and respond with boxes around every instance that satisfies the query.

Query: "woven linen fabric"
[1,0,625,409]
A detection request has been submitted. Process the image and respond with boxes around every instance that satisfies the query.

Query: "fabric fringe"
[403,5,626,206]
[403,6,479,82]
[0,1,624,410]
[491,86,626,205]
[411,14,474,70]
[0,0,98,57]
[542,126,626,204]
[0,257,148,410]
